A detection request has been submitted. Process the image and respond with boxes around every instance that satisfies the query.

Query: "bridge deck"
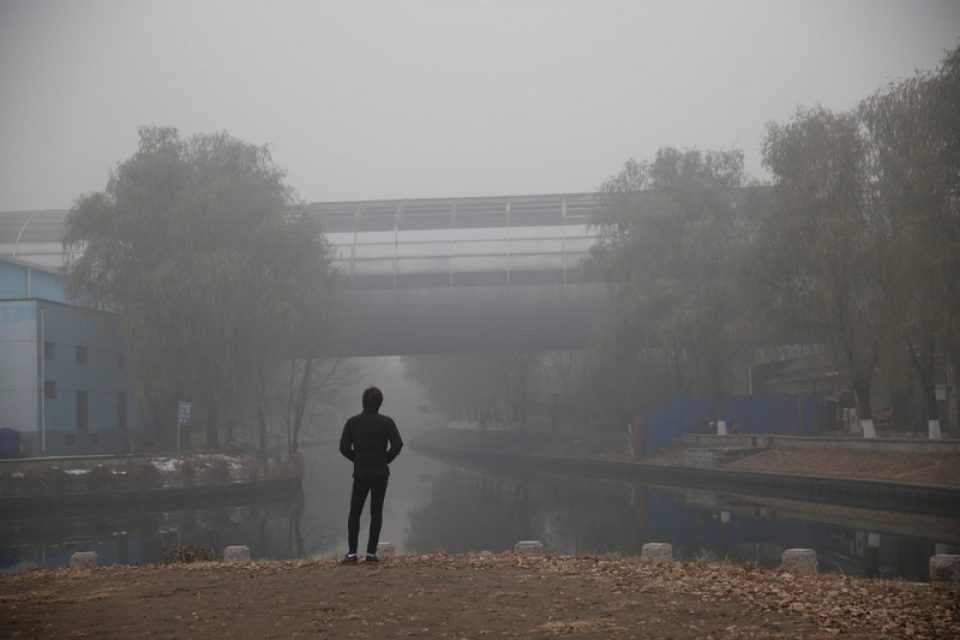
[1,194,609,354]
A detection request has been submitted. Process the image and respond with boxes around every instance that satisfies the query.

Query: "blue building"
[0,257,140,456]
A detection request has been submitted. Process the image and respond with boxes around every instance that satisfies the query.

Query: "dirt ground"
[645,446,960,486]
[1,554,956,639]
[724,449,960,486]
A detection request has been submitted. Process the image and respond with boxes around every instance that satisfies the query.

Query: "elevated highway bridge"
[1,193,609,355]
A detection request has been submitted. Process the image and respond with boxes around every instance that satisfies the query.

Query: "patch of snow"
[151,458,179,473]
[65,468,91,475]
[193,453,246,480]
[11,472,25,479]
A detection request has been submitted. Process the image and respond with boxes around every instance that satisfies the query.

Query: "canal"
[2,445,958,580]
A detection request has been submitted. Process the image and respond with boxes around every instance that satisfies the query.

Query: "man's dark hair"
[362,386,383,412]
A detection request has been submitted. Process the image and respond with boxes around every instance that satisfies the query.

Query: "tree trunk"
[918,366,942,440]
[205,395,220,449]
[284,359,297,455]
[711,364,726,435]
[291,418,301,455]
[853,375,876,438]
[293,518,305,557]
[290,356,317,456]
[714,394,727,435]
[905,336,941,439]
[258,403,267,456]
[951,354,960,439]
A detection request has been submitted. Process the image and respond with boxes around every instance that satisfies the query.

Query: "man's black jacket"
[339,411,403,478]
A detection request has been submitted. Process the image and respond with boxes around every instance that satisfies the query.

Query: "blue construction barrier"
[0,428,21,457]
[640,392,826,455]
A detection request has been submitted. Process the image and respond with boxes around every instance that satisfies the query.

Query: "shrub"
[161,544,216,564]
[87,465,116,492]
[287,454,304,479]
[127,461,163,489]
[240,457,261,483]
[204,458,232,485]
[0,472,20,496]
[35,466,68,493]
[180,459,196,487]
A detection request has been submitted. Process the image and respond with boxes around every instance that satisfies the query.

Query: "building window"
[76,345,87,364]
[76,391,88,432]
[117,351,126,368]
[65,433,75,447]
[44,342,55,360]
[44,381,56,400]
[89,433,99,445]
[117,392,127,430]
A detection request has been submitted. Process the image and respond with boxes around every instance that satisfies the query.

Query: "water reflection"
[2,446,958,581]
[401,462,960,581]
[0,498,304,573]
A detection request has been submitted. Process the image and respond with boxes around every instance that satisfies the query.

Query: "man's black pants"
[347,475,388,555]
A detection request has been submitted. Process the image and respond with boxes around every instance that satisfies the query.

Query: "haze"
[1,0,958,211]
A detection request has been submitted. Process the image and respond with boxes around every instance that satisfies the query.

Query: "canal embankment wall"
[0,452,302,515]
[411,429,960,517]
[678,433,960,454]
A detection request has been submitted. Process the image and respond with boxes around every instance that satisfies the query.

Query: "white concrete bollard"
[782,548,818,573]
[515,540,544,555]
[930,555,960,588]
[70,551,98,568]
[223,545,251,563]
[928,419,943,440]
[641,543,673,561]
[377,542,396,557]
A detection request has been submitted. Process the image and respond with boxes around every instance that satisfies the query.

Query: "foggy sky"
[1,0,958,211]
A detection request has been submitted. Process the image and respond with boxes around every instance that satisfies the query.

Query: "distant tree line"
[590,45,960,437]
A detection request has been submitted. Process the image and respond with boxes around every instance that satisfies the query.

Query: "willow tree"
[761,108,885,438]
[860,45,960,439]
[63,127,333,449]
[590,148,757,433]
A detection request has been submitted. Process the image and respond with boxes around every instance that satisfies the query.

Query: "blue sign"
[177,401,192,427]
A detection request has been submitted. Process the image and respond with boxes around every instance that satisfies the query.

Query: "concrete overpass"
[0,193,608,355]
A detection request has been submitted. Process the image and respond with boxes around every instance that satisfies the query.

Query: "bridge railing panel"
[396,257,450,274]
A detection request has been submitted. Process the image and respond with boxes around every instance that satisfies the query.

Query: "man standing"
[338,386,403,564]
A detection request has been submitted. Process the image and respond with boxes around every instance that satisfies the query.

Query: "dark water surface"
[3,446,958,581]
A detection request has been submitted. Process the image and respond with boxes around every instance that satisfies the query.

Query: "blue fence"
[640,392,825,455]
